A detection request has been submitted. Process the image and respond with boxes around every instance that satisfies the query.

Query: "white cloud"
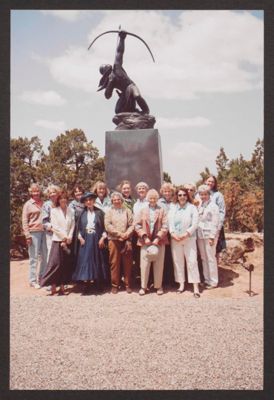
[41,10,83,22]
[20,90,67,106]
[163,142,217,184]
[156,116,211,129]
[35,119,66,131]
[47,47,96,93]
[36,10,263,101]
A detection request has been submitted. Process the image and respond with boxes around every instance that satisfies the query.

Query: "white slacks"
[197,238,218,286]
[171,237,200,284]
[140,245,165,289]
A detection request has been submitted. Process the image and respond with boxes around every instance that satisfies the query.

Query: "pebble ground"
[10,290,263,390]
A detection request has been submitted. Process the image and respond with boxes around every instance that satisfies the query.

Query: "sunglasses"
[178,193,187,197]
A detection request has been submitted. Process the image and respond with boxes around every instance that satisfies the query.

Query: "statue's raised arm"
[114,30,127,67]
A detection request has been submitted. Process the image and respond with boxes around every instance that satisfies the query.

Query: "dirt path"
[10,240,263,299]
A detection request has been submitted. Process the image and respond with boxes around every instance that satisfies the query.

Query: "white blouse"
[51,207,75,242]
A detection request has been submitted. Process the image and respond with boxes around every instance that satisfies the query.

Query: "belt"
[86,228,95,234]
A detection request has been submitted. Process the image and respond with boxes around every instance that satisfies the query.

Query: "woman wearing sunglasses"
[168,187,200,297]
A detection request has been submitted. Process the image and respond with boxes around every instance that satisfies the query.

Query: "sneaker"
[156,288,164,296]
[126,287,132,294]
[111,287,118,294]
[30,282,40,289]
[45,286,52,291]
[139,288,146,296]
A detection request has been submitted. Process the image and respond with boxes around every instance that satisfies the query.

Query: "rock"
[113,112,156,130]
[221,236,256,265]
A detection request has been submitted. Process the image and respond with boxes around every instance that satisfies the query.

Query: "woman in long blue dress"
[72,192,108,294]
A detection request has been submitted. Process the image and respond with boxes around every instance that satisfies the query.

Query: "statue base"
[112,112,156,130]
[105,128,163,194]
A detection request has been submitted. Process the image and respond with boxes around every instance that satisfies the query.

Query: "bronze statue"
[88,29,155,115]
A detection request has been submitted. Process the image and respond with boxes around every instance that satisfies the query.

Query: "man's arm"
[114,31,127,66]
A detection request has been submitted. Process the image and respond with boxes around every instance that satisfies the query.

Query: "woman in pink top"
[22,183,48,288]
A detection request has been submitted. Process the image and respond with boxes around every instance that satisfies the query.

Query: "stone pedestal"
[105,129,163,194]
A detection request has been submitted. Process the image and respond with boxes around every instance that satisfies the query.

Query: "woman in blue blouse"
[168,187,200,297]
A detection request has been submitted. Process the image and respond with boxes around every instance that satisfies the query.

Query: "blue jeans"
[28,231,48,284]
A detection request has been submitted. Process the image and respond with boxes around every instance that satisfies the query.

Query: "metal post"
[249,269,252,296]
[242,260,255,296]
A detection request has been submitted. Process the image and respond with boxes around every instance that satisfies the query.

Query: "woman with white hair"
[135,189,168,295]
[133,181,149,217]
[22,183,48,288]
[197,184,220,289]
[104,191,134,294]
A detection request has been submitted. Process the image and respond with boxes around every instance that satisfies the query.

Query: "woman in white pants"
[197,184,220,289]
[168,187,200,297]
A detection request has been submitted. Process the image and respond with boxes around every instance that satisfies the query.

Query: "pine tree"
[216,147,229,182]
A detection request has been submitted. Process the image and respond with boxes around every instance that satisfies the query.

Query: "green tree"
[10,130,104,257]
[37,129,101,190]
[196,138,264,232]
[250,138,264,189]
[216,147,229,181]
[10,136,44,256]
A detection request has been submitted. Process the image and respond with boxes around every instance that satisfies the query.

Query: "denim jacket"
[210,190,225,227]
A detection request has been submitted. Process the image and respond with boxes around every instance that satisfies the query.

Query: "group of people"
[21,176,226,298]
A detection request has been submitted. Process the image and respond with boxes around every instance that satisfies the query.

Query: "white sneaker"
[139,288,146,296]
[30,282,41,289]
[156,288,164,296]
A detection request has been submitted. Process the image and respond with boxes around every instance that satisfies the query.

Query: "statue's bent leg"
[129,84,149,114]
[115,95,126,114]
[135,96,149,114]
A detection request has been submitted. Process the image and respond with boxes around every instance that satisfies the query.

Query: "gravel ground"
[10,291,263,390]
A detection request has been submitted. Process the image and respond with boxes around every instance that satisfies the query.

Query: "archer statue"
[88,29,155,115]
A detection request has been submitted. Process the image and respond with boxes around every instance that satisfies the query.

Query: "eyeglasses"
[178,193,187,197]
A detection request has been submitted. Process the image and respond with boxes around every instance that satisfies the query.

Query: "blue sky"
[11,10,263,185]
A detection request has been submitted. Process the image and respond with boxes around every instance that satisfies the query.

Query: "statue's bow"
[88,30,155,63]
